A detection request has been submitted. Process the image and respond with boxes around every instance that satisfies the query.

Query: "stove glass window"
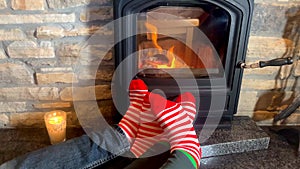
[136,6,230,78]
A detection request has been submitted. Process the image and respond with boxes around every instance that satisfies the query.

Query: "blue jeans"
[0,126,195,169]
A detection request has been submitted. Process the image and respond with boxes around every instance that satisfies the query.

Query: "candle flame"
[48,116,63,125]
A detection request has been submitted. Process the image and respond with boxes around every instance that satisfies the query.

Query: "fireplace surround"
[113,0,254,128]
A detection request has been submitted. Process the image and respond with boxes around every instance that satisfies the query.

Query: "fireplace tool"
[273,94,300,155]
[239,56,298,122]
[239,57,299,121]
[240,56,300,155]
[238,57,293,69]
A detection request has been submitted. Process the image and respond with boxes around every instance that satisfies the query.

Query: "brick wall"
[0,0,299,128]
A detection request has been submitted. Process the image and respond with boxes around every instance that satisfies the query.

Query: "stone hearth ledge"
[0,116,269,164]
[199,116,270,158]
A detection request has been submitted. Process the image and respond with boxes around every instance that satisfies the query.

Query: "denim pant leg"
[124,143,196,169]
[0,126,130,169]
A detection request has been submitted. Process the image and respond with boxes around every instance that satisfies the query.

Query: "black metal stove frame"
[113,0,254,128]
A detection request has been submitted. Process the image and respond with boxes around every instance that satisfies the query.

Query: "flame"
[145,22,163,53]
[145,22,176,68]
[157,46,176,68]
[169,46,176,68]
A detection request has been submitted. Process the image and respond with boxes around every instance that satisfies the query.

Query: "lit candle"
[44,110,67,145]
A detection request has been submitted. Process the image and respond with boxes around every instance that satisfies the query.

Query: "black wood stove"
[113,0,254,129]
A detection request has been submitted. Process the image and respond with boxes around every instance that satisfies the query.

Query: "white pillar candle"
[44,110,67,145]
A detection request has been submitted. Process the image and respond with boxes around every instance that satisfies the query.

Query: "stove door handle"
[259,57,293,68]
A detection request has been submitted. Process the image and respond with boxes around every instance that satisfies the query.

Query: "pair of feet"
[118,79,201,168]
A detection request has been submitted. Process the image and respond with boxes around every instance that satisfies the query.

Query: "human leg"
[130,92,198,158]
[149,92,201,169]
[124,142,170,169]
[130,95,167,157]
[175,92,197,122]
[126,92,201,169]
[159,150,197,169]
[118,79,148,144]
[0,126,130,169]
[124,130,199,169]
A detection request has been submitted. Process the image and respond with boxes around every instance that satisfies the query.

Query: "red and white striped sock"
[118,79,148,144]
[175,92,197,123]
[149,92,201,168]
[130,92,198,158]
[130,94,167,157]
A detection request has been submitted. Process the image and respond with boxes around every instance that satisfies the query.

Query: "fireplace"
[113,0,254,128]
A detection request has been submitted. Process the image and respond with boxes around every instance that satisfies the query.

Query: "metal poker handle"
[239,57,294,69]
[273,95,300,122]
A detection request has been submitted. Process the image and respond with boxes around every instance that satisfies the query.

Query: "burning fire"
[145,23,163,53]
[157,46,175,68]
[144,22,176,68]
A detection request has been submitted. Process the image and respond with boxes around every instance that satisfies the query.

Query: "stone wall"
[0,0,299,128]
[237,0,300,125]
[0,0,115,128]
